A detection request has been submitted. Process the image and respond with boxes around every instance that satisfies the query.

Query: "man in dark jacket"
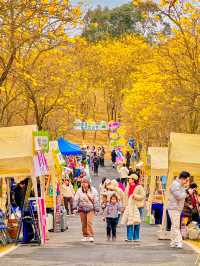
[14,180,27,209]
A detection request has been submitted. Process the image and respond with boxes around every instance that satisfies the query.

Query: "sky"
[72,0,130,9]
[87,0,129,8]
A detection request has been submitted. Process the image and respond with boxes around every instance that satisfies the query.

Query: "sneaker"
[176,244,183,249]
[107,237,111,241]
[88,237,94,242]
[81,237,88,242]
[133,239,140,242]
[112,237,116,242]
[170,242,176,248]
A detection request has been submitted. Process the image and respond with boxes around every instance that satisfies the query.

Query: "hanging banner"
[33,131,49,153]
[108,121,120,132]
[73,120,108,131]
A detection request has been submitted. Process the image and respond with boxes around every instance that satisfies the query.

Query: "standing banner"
[33,131,50,153]
[38,198,47,244]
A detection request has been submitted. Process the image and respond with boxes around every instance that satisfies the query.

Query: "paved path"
[0,162,198,266]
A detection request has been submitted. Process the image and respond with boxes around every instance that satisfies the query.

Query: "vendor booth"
[146,147,168,224]
[161,132,200,234]
[0,125,47,245]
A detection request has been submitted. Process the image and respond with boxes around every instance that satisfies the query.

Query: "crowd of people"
[61,162,145,243]
[81,146,105,176]
[60,147,199,248]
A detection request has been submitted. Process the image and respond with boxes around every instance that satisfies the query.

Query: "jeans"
[138,208,144,221]
[116,214,121,225]
[106,217,118,239]
[127,224,140,240]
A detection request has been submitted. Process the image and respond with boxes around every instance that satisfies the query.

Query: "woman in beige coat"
[121,174,145,241]
[133,178,145,221]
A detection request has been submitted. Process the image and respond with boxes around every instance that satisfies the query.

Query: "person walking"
[111,149,117,168]
[125,151,131,168]
[86,146,91,166]
[122,174,141,241]
[132,177,145,221]
[105,179,125,224]
[100,146,105,167]
[74,178,99,242]
[61,178,75,215]
[119,164,129,185]
[168,171,190,249]
[104,194,122,241]
[93,154,100,176]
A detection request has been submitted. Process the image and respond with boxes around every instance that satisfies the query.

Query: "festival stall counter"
[0,125,48,246]
[146,147,168,225]
[160,132,200,239]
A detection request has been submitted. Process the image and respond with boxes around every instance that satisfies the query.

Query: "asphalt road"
[0,162,198,266]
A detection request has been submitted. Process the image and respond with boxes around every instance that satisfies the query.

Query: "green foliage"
[82,2,171,42]
[82,3,143,41]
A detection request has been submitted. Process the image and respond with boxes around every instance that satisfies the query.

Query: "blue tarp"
[58,138,82,156]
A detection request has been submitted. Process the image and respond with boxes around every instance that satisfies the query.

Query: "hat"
[105,179,111,185]
[81,178,91,185]
[106,180,118,191]
[111,179,118,187]
[128,174,138,181]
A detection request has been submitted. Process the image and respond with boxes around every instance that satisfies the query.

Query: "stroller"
[0,209,10,246]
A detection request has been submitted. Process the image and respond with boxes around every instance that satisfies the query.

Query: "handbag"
[85,192,100,213]
[78,206,93,213]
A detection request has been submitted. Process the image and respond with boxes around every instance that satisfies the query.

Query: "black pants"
[94,164,99,174]
[100,158,104,167]
[106,217,118,238]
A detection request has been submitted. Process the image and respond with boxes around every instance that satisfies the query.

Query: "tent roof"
[170,132,200,165]
[0,125,37,176]
[58,138,81,156]
[148,147,168,174]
